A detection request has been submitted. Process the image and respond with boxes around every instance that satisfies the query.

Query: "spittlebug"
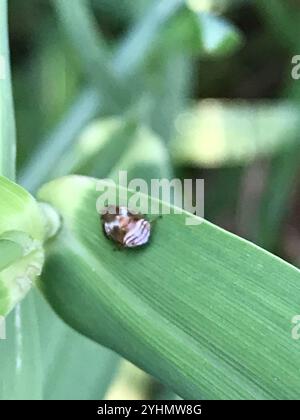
[101,205,151,248]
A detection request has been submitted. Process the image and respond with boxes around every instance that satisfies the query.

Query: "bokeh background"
[7,0,300,399]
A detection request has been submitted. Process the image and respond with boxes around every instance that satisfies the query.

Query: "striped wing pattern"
[123,219,151,247]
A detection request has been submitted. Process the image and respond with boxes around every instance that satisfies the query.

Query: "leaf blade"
[37,175,300,400]
[170,100,300,167]
[0,0,16,179]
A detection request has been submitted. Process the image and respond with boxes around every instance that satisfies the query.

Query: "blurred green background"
[6,0,300,399]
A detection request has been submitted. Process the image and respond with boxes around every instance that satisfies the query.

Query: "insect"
[101,205,152,248]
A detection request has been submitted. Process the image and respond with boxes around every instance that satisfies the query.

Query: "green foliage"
[0,230,44,316]
[37,175,300,399]
[0,0,15,179]
[0,175,46,316]
[0,293,44,400]
[2,0,300,402]
[196,12,243,56]
[151,6,243,57]
[35,290,119,400]
[0,1,43,401]
[171,101,300,167]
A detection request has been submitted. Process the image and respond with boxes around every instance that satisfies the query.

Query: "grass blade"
[170,100,300,167]
[257,144,300,250]
[0,0,15,179]
[19,87,100,192]
[37,175,300,400]
[20,0,185,192]
[113,0,184,77]
[34,290,119,400]
[53,0,129,111]
[0,293,43,400]
[0,1,43,399]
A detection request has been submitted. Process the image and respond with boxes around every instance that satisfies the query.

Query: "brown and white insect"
[101,205,151,248]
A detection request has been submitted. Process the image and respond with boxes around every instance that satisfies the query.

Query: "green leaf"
[109,125,172,181]
[48,116,172,182]
[257,144,300,250]
[36,120,171,399]
[0,236,24,272]
[0,292,43,400]
[19,88,100,193]
[112,0,185,77]
[0,176,116,399]
[20,0,185,193]
[0,0,16,179]
[52,0,129,112]
[0,176,45,241]
[0,0,44,401]
[37,175,300,400]
[155,6,243,58]
[185,0,232,14]
[34,290,119,400]
[34,114,171,399]
[196,12,243,56]
[149,9,199,58]
[170,100,300,167]
[0,176,46,316]
[51,117,138,179]
[145,52,192,143]
[0,231,44,316]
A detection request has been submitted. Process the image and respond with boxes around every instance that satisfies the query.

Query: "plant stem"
[0,0,16,180]
[20,87,100,192]
[53,0,130,112]
[113,0,184,78]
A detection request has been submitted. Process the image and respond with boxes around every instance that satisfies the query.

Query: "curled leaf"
[0,231,44,316]
[0,176,59,316]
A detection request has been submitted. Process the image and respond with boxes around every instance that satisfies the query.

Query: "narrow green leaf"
[19,87,100,193]
[38,175,300,400]
[257,144,300,250]
[170,100,300,167]
[50,117,138,179]
[51,116,171,181]
[20,0,186,193]
[0,1,43,401]
[185,0,232,14]
[34,290,119,400]
[196,12,243,56]
[0,292,43,400]
[144,52,192,143]
[155,7,243,58]
[52,0,129,111]
[0,0,16,179]
[113,0,185,77]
